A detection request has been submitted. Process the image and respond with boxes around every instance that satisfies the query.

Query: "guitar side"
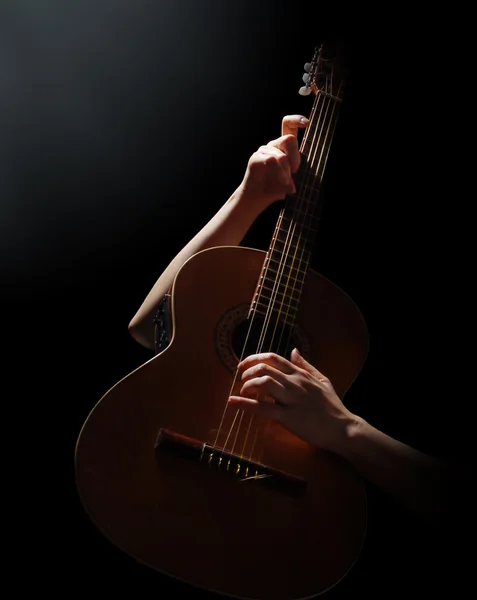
[75,245,369,600]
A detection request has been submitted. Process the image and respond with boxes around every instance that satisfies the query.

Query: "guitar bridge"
[155,428,307,499]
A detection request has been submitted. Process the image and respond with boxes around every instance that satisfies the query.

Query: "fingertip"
[282,115,309,136]
[228,396,256,410]
[290,347,303,362]
[228,395,245,407]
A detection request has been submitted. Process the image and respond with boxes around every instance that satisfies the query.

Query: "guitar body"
[75,245,369,599]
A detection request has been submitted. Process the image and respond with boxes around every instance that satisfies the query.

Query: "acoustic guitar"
[75,43,369,599]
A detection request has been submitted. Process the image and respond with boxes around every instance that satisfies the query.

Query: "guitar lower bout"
[75,245,369,599]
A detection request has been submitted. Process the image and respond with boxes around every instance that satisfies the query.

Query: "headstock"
[299,42,346,101]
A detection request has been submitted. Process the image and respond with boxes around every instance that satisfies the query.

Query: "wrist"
[328,413,366,459]
[231,182,278,216]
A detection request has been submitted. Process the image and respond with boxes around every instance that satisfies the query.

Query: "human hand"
[228,348,357,455]
[236,115,309,213]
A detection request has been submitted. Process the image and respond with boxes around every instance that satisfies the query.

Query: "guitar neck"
[250,78,344,331]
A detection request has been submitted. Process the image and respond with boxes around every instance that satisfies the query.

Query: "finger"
[240,362,291,388]
[238,352,295,375]
[239,374,291,406]
[255,145,295,192]
[282,115,309,137]
[290,348,326,380]
[267,135,301,174]
[228,396,284,421]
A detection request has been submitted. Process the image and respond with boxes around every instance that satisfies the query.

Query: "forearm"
[128,185,264,349]
[339,417,452,523]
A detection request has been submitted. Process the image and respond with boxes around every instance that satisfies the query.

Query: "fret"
[269,236,313,255]
[295,166,321,182]
[261,281,305,298]
[301,117,339,166]
[297,164,324,179]
[301,140,335,160]
[275,227,317,244]
[256,285,302,308]
[304,157,331,181]
[260,269,307,290]
[275,218,310,232]
[284,192,320,208]
[264,257,309,282]
[276,226,317,243]
[281,210,320,226]
[295,180,321,196]
[251,297,299,315]
[278,219,318,238]
[275,229,316,248]
[267,248,311,265]
[302,135,335,156]
[270,245,314,267]
[250,303,297,328]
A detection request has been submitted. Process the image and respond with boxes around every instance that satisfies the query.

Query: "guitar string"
[255,94,326,356]
[261,91,334,358]
[209,90,324,462]
[250,73,344,465]
[230,181,317,470]
[278,80,343,357]
[232,93,328,469]
[207,150,321,466]
[248,90,335,466]
[238,92,328,465]
[211,89,331,465]
[213,91,340,471]
[210,62,342,472]
[229,88,332,467]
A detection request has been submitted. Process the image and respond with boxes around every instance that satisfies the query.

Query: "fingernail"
[300,117,309,125]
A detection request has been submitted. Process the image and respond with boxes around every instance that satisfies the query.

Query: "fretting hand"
[236,115,309,213]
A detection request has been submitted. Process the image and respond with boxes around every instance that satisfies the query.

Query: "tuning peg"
[304,62,312,72]
[302,73,310,84]
[298,85,312,96]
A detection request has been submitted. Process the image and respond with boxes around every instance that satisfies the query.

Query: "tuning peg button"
[304,62,312,72]
[299,86,312,96]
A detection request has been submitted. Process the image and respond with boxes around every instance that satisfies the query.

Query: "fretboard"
[250,91,341,330]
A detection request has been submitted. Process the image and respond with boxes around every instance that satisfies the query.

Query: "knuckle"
[276,153,289,166]
[256,363,269,376]
[282,133,296,143]
[262,154,277,166]
[248,152,261,166]
[249,147,267,162]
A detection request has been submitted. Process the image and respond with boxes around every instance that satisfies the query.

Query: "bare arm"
[128,115,309,350]
[339,417,454,521]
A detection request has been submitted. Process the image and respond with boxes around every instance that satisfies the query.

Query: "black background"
[2,1,474,594]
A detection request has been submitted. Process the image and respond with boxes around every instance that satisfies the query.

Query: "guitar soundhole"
[215,303,310,372]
